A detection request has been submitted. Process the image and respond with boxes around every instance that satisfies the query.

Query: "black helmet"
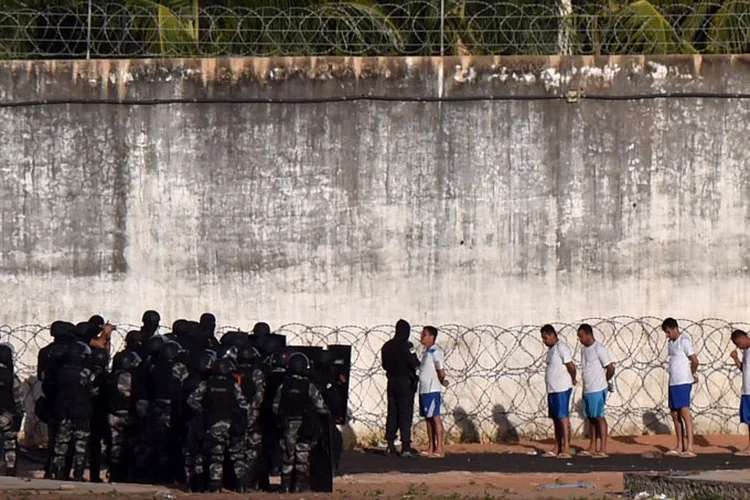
[160,340,182,361]
[50,321,76,341]
[200,313,216,331]
[91,348,110,368]
[125,330,144,351]
[74,322,91,342]
[197,349,217,373]
[172,319,191,337]
[146,335,165,356]
[216,344,238,361]
[0,345,12,368]
[237,345,259,366]
[252,322,271,336]
[212,357,236,376]
[221,331,249,348]
[66,342,91,365]
[113,351,141,372]
[142,310,161,326]
[287,352,310,376]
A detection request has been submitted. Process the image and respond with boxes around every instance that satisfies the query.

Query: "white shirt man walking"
[577,323,615,458]
[541,324,576,458]
[418,326,448,458]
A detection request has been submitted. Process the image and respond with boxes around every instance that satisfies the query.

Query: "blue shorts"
[740,395,750,424]
[419,392,441,418]
[583,389,608,419]
[547,388,572,419]
[668,384,692,410]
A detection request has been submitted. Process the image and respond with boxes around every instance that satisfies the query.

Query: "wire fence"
[6,316,750,447]
[0,1,748,60]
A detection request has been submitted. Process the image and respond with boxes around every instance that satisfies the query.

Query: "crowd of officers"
[32,311,332,493]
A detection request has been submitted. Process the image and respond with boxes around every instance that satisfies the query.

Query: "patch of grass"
[363,488,385,497]
[402,482,430,498]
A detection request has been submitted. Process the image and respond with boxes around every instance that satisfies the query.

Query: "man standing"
[381,319,420,457]
[730,329,750,456]
[541,324,576,459]
[418,326,448,458]
[662,317,699,458]
[577,324,615,458]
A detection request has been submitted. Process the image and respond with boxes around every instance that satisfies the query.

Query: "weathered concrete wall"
[3,55,750,441]
[1,55,750,328]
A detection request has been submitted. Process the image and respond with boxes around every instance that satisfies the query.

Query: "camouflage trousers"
[51,418,90,480]
[280,419,311,489]
[204,420,248,488]
[0,412,19,473]
[107,411,131,468]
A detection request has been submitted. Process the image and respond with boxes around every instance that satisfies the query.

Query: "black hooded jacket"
[381,320,420,383]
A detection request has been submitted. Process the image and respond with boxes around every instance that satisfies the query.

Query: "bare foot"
[578,449,594,457]
[556,453,573,459]
[664,448,681,457]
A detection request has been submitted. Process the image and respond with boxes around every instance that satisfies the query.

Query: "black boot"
[386,441,399,456]
[280,473,292,493]
[292,472,309,493]
[5,466,16,477]
[208,480,222,493]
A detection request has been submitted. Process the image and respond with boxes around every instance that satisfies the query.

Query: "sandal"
[577,450,593,457]
[664,449,681,457]
[680,451,697,458]
[593,452,609,459]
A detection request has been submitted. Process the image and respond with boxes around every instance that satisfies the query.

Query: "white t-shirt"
[581,341,612,394]
[419,344,445,394]
[668,334,695,386]
[742,349,750,396]
[545,341,573,394]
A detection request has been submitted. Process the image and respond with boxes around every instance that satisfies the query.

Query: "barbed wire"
[5,316,750,447]
[0,2,747,59]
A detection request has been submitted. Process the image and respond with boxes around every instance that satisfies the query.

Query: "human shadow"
[452,406,480,443]
[492,404,519,443]
[643,410,673,452]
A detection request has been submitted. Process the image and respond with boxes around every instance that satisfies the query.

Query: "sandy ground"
[3,434,750,499]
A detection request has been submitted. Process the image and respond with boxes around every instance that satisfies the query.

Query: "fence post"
[86,0,92,59]
[440,0,445,56]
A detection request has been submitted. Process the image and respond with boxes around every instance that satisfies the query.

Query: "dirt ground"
[3,434,750,499]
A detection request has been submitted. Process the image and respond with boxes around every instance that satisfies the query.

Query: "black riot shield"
[309,412,334,492]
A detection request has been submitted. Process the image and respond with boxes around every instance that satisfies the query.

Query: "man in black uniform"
[273,353,329,493]
[381,319,420,457]
[0,345,24,476]
[183,349,216,492]
[140,310,161,340]
[49,342,98,481]
[199,313,221,350]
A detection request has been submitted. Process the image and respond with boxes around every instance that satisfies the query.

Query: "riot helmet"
[287,352,311,376]
[212,357,236,376]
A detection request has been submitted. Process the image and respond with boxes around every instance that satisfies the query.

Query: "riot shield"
[309,412,334,492]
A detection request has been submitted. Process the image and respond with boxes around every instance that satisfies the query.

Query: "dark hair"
[732,329,748,342]
[423,325,438,340]
[540,324,556,336]
[662,317,678,331]
[578,323,593,336]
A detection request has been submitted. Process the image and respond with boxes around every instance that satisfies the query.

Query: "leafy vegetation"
[0,0,747,58]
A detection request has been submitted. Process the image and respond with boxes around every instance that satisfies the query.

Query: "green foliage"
[0,0,748,57]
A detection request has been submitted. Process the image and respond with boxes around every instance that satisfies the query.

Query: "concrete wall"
[2,55,750,441]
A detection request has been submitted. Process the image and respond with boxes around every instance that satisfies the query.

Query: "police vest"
[55,365,93,419]
[202,375,236,422]
[150,361,181,401]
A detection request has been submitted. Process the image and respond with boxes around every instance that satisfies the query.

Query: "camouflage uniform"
[0,346,24,476]
[106,351,140,483]
[187,358,249,492]
[273,357,329,494]
[147,341,189,482]
[50,343,99,481]
[238,353,266,489]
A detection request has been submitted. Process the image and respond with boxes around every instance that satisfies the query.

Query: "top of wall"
[1,55,749,103]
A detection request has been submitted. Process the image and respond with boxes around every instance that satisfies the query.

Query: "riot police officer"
[236,345,265,490]
[106,351,141,483]
[273,353,329,493]
[187,357,250,492]
[0,345,23,476]
[49,342,98,481]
